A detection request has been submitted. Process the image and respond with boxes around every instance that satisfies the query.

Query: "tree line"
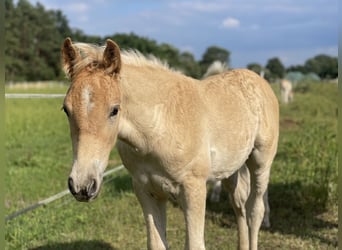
[250,55,338,82]
[5,0,337,82]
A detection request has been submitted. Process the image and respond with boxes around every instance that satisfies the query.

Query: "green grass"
[5,82,337,249]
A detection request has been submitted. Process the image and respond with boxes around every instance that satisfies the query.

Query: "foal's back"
[200,69,274,116]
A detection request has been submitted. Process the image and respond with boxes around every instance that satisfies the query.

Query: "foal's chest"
[117,141,181,200]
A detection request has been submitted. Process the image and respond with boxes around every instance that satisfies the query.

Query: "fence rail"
[5,165,125,221]
[6,93,126,221]
[5,93,66,99]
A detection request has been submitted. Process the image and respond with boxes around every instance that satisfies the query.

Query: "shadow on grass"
[104,172,337,247]
[267,182,337,247]
[206,181,337,248]
[104,173,133,196]
[30,240,117,250]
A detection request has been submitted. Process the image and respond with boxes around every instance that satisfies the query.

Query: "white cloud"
[222,17,240,29]
[64,3,90,23]
[65,3,89,13]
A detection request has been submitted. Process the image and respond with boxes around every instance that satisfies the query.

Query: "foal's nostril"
[88,178,98,196]
[68,177,77,195]
[68,176,98,201]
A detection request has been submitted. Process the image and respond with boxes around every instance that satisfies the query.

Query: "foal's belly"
[139,171,181,200]
[208,141,254,180]
[128,162,182,201]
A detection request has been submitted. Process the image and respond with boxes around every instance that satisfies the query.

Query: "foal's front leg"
[179,177,207,250]
[133,180,168,250]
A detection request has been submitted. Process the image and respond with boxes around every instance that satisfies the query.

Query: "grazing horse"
[61,38,279,250]
[203,61,271,228]
[280,79,293,104]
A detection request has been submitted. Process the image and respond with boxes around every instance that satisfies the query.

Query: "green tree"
[247,63,263,75]
[199,46,230,75]
[157,43,181,67]
[5,1,233,81]
[287,64,307,74]
[178,52,201,78]
[304,54,337,79]
[5,0,74,81]
[110,32,159,54]
[72,28,102,44]
[109,33,202,77]
[5,0,23,81]
[265,57,285,81]
[53,10,73,38]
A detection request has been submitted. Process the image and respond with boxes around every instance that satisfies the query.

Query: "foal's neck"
[117,64,199,153]
[117,65,171,152]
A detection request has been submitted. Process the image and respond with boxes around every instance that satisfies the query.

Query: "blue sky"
[28,0,337,68]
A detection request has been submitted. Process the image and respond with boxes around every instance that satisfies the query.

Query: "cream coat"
[62,38,279,250]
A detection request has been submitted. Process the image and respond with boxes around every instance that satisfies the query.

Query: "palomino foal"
[61,38,279,250]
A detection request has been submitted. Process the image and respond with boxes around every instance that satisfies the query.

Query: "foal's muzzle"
[68,176,99,202]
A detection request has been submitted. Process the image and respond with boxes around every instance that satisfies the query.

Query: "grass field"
[5,82,337,249]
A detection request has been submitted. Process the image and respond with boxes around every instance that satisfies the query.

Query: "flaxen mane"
[66,42,172,77]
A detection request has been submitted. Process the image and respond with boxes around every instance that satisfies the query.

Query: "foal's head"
[61,38,122,201]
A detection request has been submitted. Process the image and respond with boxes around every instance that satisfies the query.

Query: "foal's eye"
[109,105,120,117]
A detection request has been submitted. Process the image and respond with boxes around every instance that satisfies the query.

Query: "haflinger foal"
[61,38,279,250]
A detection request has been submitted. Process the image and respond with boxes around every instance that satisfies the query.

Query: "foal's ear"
[61,37,79,78]
[103,39,121,75]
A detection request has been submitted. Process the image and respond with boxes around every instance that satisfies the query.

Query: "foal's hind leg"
[262,189,270,228]
[209,180,222,202]
[223,165,250,250]
[245,146,276,250]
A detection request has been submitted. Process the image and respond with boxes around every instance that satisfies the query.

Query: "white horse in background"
[203,60,229,79]
[204,61,271,228]
[280,79,294,104]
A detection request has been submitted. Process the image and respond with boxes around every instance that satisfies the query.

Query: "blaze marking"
[82,87,94,113]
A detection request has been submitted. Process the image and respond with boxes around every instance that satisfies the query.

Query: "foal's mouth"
[68,177,102,202]
[73,191,100,202]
